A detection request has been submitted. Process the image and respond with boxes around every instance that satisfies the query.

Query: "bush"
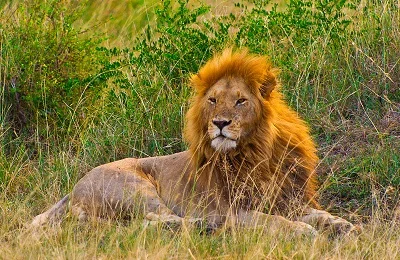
[0,0,105,135]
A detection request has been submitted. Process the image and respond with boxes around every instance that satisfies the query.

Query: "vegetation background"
[0,0,399,258]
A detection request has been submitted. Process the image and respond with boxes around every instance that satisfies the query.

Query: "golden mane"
[185,48,320,212]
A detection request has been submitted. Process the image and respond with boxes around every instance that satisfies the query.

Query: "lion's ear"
[260,70,278,99]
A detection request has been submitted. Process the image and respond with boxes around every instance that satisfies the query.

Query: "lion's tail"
[29,194,70,228]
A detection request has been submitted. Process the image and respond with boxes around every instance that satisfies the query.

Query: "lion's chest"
[215,157,268,211]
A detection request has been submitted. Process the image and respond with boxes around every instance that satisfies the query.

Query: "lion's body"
[31,49,357,235]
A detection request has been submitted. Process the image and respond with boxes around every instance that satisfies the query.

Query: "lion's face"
[203,77,262,152]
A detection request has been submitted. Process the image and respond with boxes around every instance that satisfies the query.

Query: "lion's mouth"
[213,134,235,140]
[211,135,237,152]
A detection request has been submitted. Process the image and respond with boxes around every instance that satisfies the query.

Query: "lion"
[31,48,358,235]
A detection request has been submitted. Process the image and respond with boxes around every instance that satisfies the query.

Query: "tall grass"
[1,218,400,258]
[0,0,399,258]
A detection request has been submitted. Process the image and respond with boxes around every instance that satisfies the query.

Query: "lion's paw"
[143,213,218,234]
[291,221,318,237]
[29,212,50,228]
[326,217,362,236]
[144,212,183,229]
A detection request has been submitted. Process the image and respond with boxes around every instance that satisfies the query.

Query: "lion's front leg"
[227,209,317,236]
[298,207,360,235]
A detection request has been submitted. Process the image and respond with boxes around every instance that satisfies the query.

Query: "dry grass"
[1,207,400,259]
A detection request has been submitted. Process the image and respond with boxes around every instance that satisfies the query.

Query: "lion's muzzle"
[209,118,238,152]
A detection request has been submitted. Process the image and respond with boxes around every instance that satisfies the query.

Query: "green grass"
[1,0,400,258]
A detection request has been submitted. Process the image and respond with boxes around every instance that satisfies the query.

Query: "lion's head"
[185,48,279,161]
[184,48,320,210]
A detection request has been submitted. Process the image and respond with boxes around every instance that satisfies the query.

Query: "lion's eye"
[208,97,216,104]
[236,98,247,106]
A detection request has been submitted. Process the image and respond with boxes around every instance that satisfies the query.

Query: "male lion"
[31,48,357,235]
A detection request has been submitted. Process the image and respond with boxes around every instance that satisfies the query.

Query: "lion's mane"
[184,48,320,213]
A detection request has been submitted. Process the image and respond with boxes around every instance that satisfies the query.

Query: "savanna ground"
[1,0,399,258]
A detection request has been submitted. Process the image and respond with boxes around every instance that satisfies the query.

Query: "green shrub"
[0,0,105,135]
[87,0,360,153]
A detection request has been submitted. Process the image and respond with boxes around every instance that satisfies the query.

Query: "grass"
[1,218,400,258]
[1,0,400,258]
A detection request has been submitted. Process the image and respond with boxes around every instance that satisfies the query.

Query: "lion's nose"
[212,119,232,130]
